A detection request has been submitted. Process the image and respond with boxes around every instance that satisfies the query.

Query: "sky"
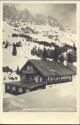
[14,3,76,33]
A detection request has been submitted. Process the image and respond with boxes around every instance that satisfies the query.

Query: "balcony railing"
[22,70,37,74]
[47,78,72,85]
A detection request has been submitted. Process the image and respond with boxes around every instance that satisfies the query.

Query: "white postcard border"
[0,0,80,124]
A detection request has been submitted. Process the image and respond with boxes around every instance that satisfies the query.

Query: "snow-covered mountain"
[3,4,76,45]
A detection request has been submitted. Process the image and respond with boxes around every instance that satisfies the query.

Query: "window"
[53,77,55,81]
[61,76,63,80]
[56,77,58,80]
[53,77,54,81]
[60,76,61,80]
[30,66,33,71]
[51,77,53,81]
[58,76,60,80]
[54,76,57,80]
[40,77,42,82]
[63,76,64,79]
[48,77,50,81]
[7,85,10,90]
[18,87,23,93]
[67,76,69,79]
[64,76,65,79]
[27,66,30,70]
[51,68,56,73]
[68,75,71,79]
[22,75,26,80]
[34,75,40,82]
[12,86,16,91]
[62,76,63,79]
[27,65,33,71]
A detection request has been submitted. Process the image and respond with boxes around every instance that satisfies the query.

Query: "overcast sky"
[14,3,76,33]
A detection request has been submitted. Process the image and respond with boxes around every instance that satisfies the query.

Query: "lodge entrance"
[26,74,43,83]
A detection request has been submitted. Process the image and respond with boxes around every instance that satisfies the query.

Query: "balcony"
[47,78,72,85]
[22,70,37,75]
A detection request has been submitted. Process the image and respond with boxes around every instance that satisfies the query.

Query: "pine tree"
[59,54,64,63]
[12,43,17,56]
[4,40,8,48]
[16,66,19,74]
[42,47,47,60]
[53,47,60,61]
[67,52,75,63]
[50,49,54,59]
[73,43,76,52]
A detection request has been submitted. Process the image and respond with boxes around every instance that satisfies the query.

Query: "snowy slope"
[3,21,19,43]
[3,19,76,82]
[3,80,76,112]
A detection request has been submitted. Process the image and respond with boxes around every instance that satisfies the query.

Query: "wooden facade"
[5,84,26,95]
[20,62,45,83]
[5,59,76,95]
[20,60,73,85]
[5,82,45,95]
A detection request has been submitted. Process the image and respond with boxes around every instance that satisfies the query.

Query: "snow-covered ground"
[3,79,77,112]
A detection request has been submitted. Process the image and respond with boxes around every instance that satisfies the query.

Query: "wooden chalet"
[5,59,76,95]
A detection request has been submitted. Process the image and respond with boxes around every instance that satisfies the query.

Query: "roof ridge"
[30,59,51,76]
[20,59,75,76]
[30,59,58,76]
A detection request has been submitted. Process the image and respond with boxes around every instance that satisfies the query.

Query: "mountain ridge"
[3,4,74,34]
